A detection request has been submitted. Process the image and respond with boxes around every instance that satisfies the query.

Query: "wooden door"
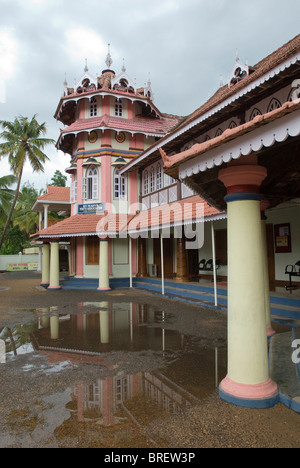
[154,237,174,278]
[86,236,100,265]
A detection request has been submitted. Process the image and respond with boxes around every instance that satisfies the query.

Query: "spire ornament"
[105,44,113,69]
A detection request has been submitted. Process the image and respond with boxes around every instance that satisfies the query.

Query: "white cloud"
[64,27,108,69]
[0,27,19,81]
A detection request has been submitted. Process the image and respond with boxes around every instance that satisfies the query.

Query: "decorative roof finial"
[84,58,88,73]
[122,58,126,73]
[105,44,113,69]
[63,73,68,87]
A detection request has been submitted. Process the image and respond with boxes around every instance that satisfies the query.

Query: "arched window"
[249,108,262,121]
[90,97,97,117]
[156,163,162,190]
[115,98,123,117]
[82,166,98,200]
[114,168,127,199]
[143,170,149,195]
[267,98,281,113]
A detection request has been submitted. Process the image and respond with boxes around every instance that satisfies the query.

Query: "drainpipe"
[211,222,218,307]
[160,232,165,295]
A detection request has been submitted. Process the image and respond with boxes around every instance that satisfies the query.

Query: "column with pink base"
[218,164,278,409]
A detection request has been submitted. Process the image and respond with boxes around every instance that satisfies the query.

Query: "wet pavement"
[0,271,300,448]
[0,301,227,448]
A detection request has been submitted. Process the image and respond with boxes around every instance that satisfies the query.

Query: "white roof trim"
[179,108,300,179]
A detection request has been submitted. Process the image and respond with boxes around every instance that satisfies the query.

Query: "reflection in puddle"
[0,302,227,448]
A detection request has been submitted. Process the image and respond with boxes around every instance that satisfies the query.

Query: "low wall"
[0,254,39,272]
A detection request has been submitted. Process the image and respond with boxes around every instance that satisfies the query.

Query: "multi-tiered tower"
[37,47,180,289]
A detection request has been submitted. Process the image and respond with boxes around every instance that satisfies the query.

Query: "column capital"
[219,165,267,192]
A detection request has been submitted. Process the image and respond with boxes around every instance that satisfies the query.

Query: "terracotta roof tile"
[33,196,224,239]
[37,186,70,202]
[127,196,224,232]
[60,113,180,137]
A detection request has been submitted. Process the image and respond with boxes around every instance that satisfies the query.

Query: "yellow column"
[48,242,61,290]
[98,239,111,291]
[40,243,50,288]
[218,165,278,408]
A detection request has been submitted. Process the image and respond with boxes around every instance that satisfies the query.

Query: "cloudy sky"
[0,0,299,190]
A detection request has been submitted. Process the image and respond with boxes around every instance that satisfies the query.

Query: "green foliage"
[0,224,26,255]
[49,170,67,187]
[0,115,55,250]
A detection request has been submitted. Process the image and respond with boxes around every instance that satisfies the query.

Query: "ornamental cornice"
[178,108,300,180]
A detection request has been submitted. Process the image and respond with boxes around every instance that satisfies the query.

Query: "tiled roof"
[177,34,300,132]
[127,196,224,232]
[37,186,70,202]
[59,113,181,138]
[120,34,300,176]
[161,98,300,174]
[32,196,224,239]
[34,213,135,238]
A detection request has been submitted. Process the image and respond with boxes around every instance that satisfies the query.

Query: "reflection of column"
[99,302,109,344]
[40,243,50,288]
[175,237,188,282]
[41,308,50,328]
[218,165,278,409]
[50,314,59,340]
[98,239,111,291]
[48,242,61,290]
[136,238,148,277]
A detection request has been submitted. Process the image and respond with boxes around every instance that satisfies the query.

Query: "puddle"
[0,302,227,448]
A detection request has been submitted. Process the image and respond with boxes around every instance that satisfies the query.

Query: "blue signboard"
[78,203,105,214]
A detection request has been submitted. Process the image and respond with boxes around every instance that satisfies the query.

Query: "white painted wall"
[0,254,39,271]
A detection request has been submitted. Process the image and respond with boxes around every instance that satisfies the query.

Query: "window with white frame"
[143,169,149,195]
[90,97,97,117]
[114,168,127,199]
[70,175,77,203]
[115,98,123,117]
[82,166,99,201]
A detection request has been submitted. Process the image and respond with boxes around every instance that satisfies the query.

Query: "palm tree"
[0,115,55,250]
[13,183,40,235]
[0,174,17,224]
